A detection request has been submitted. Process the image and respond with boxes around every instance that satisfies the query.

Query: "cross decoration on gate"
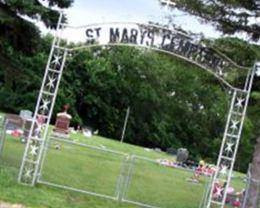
[220,165,228,175]
[40,99,50,111]
[30,145,39,156]
[215,186,223,198]
[230,120,239,130]
[52,55,62,66]
[225,142,234,153]
[218,69,224,77]
[46,76,56,89]
[24,168,33,178]
[235,97,244,108]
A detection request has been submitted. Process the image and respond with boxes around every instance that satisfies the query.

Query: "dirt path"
[0,202,25,208]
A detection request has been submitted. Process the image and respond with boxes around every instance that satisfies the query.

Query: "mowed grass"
[0,132,247,208]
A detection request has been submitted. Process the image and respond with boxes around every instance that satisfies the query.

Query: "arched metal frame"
[17,12,258,208]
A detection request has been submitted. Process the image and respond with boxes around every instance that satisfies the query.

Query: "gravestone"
[0,115,4,122]
[82,126,92,137]
[5,114,24,131]
[22,119,37,142]
[21,119,33,143]
[54,114,71,134]
[19,110,33,142]
[19,110,32,120]
[166,147,177,155]
[176,148,189,163]
[53,105,72,135]
[21,115,46,143]
[154,147,162,153]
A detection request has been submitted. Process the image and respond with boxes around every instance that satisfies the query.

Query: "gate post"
[18,12,68,186]
[117,155,136,202]
[0,117,7,156]
[206,62,259,208]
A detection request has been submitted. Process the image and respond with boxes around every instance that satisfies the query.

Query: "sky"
[39,0,224,42]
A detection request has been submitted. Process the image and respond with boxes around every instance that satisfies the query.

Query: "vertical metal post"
[206,63,257,208]
[115,155,130,201]
[18,12,67,186]
[242,179,250,208]
[0,118,7,156]
[253,179,260,208]
[120,155,136,201]
[37,131,51,180]
[206,89,237,207]
[200,175,214,208]
[32,49,68,185]
[120,107,130,143]
[241,165,252,208]
[257,180,260,208]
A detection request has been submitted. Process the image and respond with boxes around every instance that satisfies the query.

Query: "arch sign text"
[84,23,242,84]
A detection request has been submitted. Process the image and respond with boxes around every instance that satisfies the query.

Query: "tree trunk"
[245,137,260,208]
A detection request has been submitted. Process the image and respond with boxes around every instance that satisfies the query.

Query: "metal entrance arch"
[17,12,259,208]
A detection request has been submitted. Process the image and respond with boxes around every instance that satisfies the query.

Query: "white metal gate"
[17,11,259,208]
[38,135,128,201]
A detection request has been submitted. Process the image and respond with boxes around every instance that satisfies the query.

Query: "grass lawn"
[0,131,247,208]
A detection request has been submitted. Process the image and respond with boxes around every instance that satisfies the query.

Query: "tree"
[163,0,260,41]
[163,1,260,206]
[60,46,231,163]
[0,0,73,107]
[0,0,73,54]
[246,137,260,208]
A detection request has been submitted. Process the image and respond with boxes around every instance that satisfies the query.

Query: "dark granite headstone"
[166,147,177,155]
[176,148,189,163]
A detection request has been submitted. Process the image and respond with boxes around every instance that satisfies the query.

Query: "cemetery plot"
[38,137,127,200]
[122,156,211,208]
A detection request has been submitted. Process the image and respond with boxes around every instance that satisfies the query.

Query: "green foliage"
[165,0,260,41]
[236,118,255,171]
[212,38,259,67]
[0,0,73,114]
[57,46,230,164]
[207,37,260,171]
[0,0,73,54]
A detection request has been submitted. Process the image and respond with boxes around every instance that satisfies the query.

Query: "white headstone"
[19,110,33,120]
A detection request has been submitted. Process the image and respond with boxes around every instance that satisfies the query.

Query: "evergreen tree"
[0,0,73,54]
[164,0,260,40]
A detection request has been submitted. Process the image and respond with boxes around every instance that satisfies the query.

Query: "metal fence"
[121,155,210,208]
[199,173,214,208]
[0,118,25,178]
[241,166,260,208]
[37,135,211,208]
[37,136,128,201]
[0,117,7,156]
[200,164,260,208]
